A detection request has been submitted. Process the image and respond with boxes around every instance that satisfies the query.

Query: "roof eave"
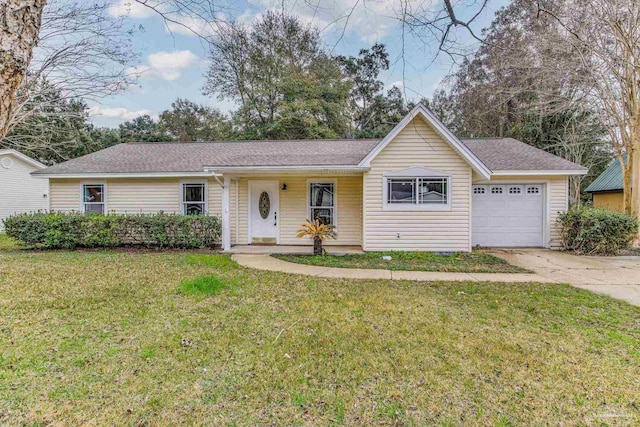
[32,171,221,179]
[203,165,370,173]
[0,149,47,169]
[490,169,589,176]
[585,188,623,194]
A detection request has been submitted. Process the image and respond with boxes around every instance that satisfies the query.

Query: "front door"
[249,180,279,244]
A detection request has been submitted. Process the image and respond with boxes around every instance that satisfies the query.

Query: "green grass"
[180,274,229,295]
[274,250,530,273]
[0,233,19,251]
[0,249,639,425]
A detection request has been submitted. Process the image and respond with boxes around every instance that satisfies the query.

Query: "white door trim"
[247,180,280,244]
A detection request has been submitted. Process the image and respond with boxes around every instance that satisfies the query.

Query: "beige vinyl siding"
[49,178,223,216]
[363,115,472,252]
[207,179,222,217]
[474,175,569,249]
[278,175,362,246]
[49,179,81,211]
[235,177,249,245]
[108,179,180,213]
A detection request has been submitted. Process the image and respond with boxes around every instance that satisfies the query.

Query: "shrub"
[557,207,638,255]
[3,212,221,249]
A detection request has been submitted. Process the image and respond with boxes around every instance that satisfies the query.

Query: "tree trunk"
[313,236,322,256]
[569,175,582,209]
[0,0,48,140]
[632,140,640,221]
[631,136,640,241]
[620,152,633,215]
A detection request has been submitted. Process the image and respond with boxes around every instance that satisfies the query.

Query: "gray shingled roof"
[460,138,587,172]
[585,157,624,193]
[34,139,381,174]
[35,136,587,175]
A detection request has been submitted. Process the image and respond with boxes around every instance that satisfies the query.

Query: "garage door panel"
[472,184,543,247]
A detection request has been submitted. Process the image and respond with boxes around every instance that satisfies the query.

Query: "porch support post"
[222,175,231,251]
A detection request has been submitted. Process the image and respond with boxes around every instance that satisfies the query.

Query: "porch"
[217,172,364,251]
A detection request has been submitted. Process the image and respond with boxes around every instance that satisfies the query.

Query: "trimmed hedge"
[3,212,221,249]
[557,207,638,255]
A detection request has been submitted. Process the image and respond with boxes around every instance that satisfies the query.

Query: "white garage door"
[472,184,544,247]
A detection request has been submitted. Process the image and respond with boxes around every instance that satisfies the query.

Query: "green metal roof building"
[585,157,624,211]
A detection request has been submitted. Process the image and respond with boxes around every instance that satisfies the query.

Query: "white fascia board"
[32,171,221,179]
[357,104,492,179]
[491,170,589,176]
[203,165,369,173]
[0,149,46,169]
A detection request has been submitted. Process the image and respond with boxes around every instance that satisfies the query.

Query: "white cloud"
[165,15,221,37]
[248,0,415,43]
[387,80,404,90]
[126,50,199,81]
[89,106,156,121]
[108,0,156,18]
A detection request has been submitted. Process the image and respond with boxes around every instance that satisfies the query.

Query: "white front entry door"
[249,180,279,244]
[472,184,544,247]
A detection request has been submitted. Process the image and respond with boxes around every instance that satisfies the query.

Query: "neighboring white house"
[33,104,588,251]
[0,150,49,231]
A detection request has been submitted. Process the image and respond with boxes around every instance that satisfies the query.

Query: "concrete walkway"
[488,249,640,306]
[231,254,555,283]
[232,249,640,306]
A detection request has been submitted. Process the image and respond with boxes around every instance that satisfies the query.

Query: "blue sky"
[88,0,508,128]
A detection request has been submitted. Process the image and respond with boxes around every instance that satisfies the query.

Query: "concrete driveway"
[490,248,640,306]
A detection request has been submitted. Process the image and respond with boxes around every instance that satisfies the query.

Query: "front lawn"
[1,249,639,425]
[0,233,18,251]
[274,250,530,273]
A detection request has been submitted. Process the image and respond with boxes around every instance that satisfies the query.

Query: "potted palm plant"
[296,219,336,255]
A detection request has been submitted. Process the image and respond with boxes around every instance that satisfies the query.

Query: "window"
[182,182,206,215]
[82,184,105,214]
[509,186,522,195]
[309,182,335,226]
[527,185,541,194]
[473,186,486,195]
[386,177,449,206]
[490,186,504,194]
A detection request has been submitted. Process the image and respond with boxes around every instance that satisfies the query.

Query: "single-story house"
[585,158,624,212]
[0,149,49,231]
[33,104,587,251]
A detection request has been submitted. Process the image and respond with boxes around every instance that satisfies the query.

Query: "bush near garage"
[557,207,638,255]
[3,212,221,249]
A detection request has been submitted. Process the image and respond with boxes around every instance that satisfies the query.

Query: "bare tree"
[0,0,229,146]
[538,0,640,219]
[0,0,48,141]
[2,0,137,150]
[549,117,609,207]
[397,0,491,61]
[2,1,136,144]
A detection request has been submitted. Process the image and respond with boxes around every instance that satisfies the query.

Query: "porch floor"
[227,245,364,255]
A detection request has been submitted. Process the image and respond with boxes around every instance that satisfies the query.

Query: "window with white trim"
[182,182,206,215]
[509,186,522,195]
[526,185,541,194]
[386,177,449,205]
[490,186,504,194]
[82,184,105,214]
[309,182,335,225]
[473,186,486,195]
